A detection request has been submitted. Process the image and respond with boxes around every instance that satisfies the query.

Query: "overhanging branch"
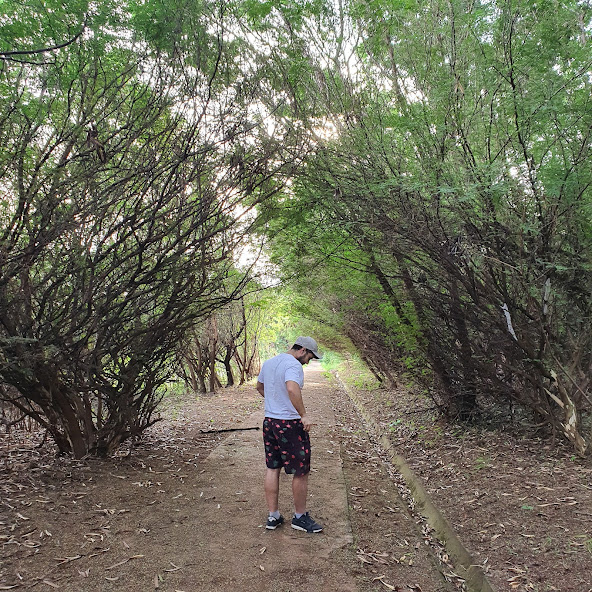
[0,25,85,59]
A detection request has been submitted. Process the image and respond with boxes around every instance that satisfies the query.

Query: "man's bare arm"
[286,380,313,431]
[256,381,265,397]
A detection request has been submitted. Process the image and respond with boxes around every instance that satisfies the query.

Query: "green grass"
[319,350,345,373]
[322,352,381,391]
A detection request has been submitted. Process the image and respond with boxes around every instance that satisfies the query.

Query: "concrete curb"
[335,373,496,592]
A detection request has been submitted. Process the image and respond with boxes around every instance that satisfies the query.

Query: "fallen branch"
[199,426,260,434]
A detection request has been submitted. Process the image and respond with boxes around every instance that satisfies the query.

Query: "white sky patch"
[311,118,341,142]
[401,75,426,104]
[234,239,281,287]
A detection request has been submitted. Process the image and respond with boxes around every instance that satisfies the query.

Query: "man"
[256,336,323,533]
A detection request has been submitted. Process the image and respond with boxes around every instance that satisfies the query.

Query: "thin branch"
[0,26,85,58]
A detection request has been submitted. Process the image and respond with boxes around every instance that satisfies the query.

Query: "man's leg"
[291,472,323,532]
[264,468,281,512]
[292,473,309,515]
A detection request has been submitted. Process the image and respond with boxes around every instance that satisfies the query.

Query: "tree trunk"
[449,278,478,418]
[241,297,248,384]
[223,345,235,387]
[555,376,588,456]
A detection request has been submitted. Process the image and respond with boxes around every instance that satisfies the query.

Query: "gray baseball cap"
[294,336,322,360]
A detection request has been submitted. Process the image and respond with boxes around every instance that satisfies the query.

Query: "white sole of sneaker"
[291,524,323,533]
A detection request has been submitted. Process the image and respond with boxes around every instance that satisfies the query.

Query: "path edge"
[333,372,496,592]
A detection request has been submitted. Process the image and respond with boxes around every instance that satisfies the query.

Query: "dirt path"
[157,366,357,592]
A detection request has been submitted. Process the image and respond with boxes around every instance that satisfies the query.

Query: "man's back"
[259,353,304,420]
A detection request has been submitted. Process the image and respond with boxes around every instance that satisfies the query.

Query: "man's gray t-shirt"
[258,353,304,420]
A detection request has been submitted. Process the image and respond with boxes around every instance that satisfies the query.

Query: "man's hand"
[300,413,314,432]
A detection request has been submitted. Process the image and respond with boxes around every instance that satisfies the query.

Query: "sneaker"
[291,512,323,533]
[266,514,285,530]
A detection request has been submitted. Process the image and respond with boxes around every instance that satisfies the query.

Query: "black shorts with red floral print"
[263,417,311,476]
